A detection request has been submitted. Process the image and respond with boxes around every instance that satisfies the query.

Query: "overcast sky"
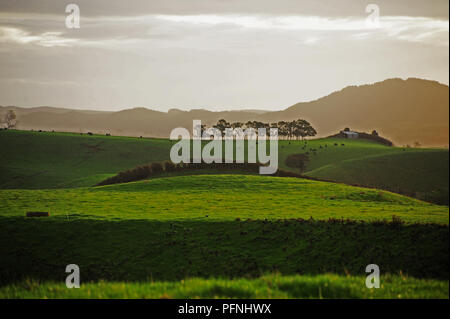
[0,0,448,111]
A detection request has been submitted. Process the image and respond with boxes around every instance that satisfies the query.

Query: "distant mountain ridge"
[1,78,448,147]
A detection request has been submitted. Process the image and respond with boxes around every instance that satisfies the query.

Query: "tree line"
[96,159,317,186]
[209,118,317,140]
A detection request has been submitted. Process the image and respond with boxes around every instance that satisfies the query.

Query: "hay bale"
[26,212,49,217]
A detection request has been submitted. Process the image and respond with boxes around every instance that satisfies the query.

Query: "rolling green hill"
[278,138,449,204]
[0,175,448,294]
[0,130,447,204]
[2,175,447,223]
[0,130,172,189]
[1,130,449,298]
[305,150,449,204]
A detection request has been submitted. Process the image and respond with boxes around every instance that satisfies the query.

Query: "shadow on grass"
[0,216,448,286]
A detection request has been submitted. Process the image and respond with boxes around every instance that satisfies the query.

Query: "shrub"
[164,161,176,172]
[150,162,164,174]
[285,153,310,173]
[97,160,274,186]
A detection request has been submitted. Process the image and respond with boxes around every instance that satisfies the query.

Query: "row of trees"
[97,161,262,186]
[209,119,317,140]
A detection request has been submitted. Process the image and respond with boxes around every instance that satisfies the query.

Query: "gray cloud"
[0,0,448,18]
[0,0,448,111]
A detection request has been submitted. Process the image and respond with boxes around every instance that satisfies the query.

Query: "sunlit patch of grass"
[0,274,447,299]
[1,175,447,224]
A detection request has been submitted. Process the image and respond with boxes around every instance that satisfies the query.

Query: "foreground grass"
[1,274,447,299]
[1,176,448,285]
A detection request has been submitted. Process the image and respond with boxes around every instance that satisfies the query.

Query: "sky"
[0,0,448,111]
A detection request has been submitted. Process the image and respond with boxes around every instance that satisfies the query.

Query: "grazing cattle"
[87,132,93,135]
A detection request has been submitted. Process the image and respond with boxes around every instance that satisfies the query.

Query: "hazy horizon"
[0,0,448,112]
[1,76,448,113]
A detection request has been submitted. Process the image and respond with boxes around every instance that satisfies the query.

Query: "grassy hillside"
[1,130,448,298]
[305,150,449,204]
[279,138,449,204]
[0,130,172,188]
[2,175,447,223]
[1,274,447,299]
[1,175,448,288]
[1,130,448,204]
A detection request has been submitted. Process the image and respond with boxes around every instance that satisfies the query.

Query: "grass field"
[0,176,448,291]
[1,274,447,299]
[1,175,447,223]
[0,130,447,204]
[0,130,448,298]
[0,130,172,189]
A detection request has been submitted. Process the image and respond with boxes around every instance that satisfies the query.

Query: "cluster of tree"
[97,158,328,186]
[208,119,317,140]
[1,110,17,129]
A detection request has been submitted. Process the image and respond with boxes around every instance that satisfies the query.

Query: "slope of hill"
[305,150,449,205]
[2,78,448,147]
[0,175,448,287]
[278,137,449,205]
[0,130,173,189]
[0,130,448,205]
[1,135,448,298]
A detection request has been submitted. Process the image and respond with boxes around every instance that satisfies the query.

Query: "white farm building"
[342,131,359,139]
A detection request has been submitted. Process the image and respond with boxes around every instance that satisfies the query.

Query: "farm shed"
[342,131,359,139]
